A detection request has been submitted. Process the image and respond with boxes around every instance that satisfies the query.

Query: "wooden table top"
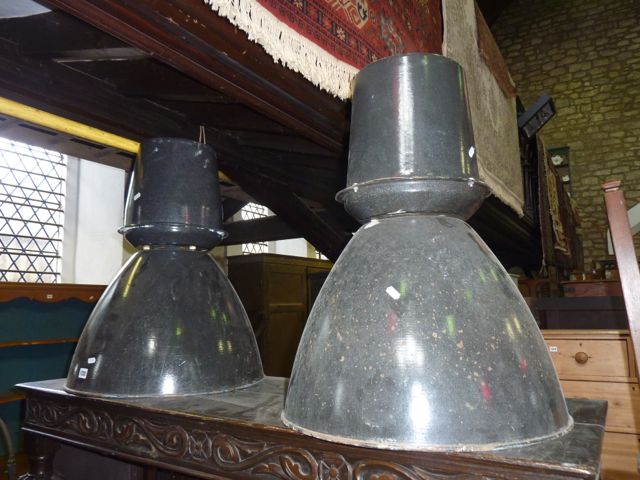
[17,377,607,479]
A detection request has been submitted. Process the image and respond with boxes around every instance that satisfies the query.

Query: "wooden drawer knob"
[574,351,589,364]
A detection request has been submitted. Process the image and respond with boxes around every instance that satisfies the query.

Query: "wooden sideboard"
[16,378,605,479]
[227,254,332,377]
[542,329,640,479]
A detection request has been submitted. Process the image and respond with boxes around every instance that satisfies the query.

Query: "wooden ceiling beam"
[0,12,341,177]
[221,164,351,261]
[51,47,148,63]
[157,103,290,134]
[67,60,299,136]
[222,210,359,246]
[62,57,236,104]
[242,148,344,170]
[222,199,248,222]
[0,10,124,55]
[0,40,191,146]
[123,91,233,104]
[229,131,335,157]
[43,0,347,152]
[222,216,298,245]
[0,36,351,258]
[225,159,339,204]
[50,42,311,140]
[169,0,347,131]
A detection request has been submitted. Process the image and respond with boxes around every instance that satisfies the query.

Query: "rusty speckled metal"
[282,54,572,451]
[65,138,264,398]
[336,53,490,222]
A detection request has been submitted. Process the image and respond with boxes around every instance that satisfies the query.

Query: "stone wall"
[491,0,640,270]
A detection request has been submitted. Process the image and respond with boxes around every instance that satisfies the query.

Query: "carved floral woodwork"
[24,397,484,480]
[17,378,604,480]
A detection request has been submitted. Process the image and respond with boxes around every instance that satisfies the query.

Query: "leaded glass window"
[240,202,268,254]
[0,137,66,282]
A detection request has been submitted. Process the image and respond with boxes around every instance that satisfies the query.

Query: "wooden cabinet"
[543,330,640,479]
[602,432,640,480]
[546,336,634,381]
[228,254,332,377]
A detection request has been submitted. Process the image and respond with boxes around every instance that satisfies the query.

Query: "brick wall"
[491,0,640,270]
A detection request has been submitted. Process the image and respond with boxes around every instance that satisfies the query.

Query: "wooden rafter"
[0,26,352,259]
[42,0,348,151]
[222,165,351,261]
[222,199,248,222]
[0,3,545,268]
[222,216,298,245]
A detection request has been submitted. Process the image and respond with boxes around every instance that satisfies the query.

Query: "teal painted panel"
[0,298,95,454]
[0,343,77,392]
[0,298,94,342]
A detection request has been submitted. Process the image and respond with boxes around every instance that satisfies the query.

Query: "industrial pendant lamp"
[282,54,572,451]
[66,138,263,397]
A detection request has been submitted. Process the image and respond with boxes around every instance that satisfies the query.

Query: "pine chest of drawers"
[543,329,640,479]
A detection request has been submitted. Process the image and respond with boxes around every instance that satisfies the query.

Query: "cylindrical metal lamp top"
[349,54,477,183]
[338,54,489,221]
[121,138,225,248]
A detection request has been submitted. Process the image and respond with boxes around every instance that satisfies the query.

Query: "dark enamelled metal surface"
[120,138,226,248]
[337,54,489,222]
[283,54,572,451]
[66,138,263,397]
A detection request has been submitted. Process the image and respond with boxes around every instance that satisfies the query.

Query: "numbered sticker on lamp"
[549,346,558,353]
[78,368,88,379]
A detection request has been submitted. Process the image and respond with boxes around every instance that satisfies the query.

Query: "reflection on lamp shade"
[65,138,263,397]
[282,54,571,451]
[66,249,264,397]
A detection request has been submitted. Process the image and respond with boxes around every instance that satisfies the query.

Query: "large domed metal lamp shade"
[65,138,264,397]
[282,54,572,451]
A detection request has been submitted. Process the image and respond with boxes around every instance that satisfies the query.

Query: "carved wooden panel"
[24,397,488,480]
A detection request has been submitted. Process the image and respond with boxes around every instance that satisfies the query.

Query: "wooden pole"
[0,96,140,153]
[602,180,640,372]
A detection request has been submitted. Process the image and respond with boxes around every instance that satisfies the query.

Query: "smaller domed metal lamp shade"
[282,54,572,451]
[65,138,263,397]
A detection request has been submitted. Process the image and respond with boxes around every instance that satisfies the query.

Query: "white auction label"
[549,346,558,353]
[78,368,88,379]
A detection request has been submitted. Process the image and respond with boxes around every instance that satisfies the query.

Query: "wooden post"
[602,180,640,372]
[18,433,59,480]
